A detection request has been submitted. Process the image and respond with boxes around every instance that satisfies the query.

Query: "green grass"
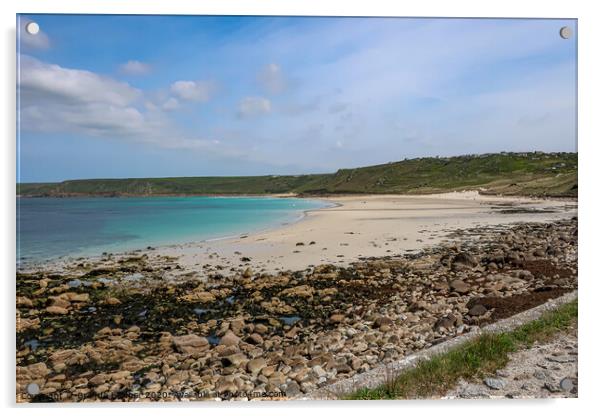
[348,299,578,400]
[17,152,577,198]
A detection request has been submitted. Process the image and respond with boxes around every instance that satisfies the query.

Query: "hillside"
[17,152,577,198]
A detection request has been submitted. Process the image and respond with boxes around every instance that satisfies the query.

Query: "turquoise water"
[17,196,329,263]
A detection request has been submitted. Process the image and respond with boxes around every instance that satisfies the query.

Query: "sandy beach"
[22,192,578,281]
[126,192,578,278]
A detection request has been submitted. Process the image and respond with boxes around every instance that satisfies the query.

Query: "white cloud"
[19,17,50,50]
[162,97,180,111]
[170,80,215,102]
[19,55,140,107]
[17,55,217,150]
[119,60,151,75]
[237,97,271,118]
[257,63,287,94]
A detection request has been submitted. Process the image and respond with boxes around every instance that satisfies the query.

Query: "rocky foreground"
[16,218,577,402]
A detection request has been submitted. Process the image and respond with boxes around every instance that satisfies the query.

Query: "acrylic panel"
[16,14,577,403]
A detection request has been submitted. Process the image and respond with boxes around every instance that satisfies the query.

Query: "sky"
[17,15,577,182]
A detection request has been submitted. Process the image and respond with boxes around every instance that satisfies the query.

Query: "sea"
[17,196,329,264]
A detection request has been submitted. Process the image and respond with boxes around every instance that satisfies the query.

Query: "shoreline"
[16,196,336,271]
[142,192,577,277]
[19,192,577,278]
[16,191,579,201]
[16,192,304,199]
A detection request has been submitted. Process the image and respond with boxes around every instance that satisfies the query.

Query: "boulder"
[285,380,302,396]
[216,379,238,394]
[484,377,506,390]
[88,373,110,386]
[329,314,345,324]
[229,318,245,334]
[49,297,71,308]
[23,362,50,379]
[221,353,248,367]
[452,252,479,269]
[449,279,471,294]
[514,270,534,280]
[104,297,121,305]
[254,324,269,335]
[468,304,488,317]
[219,330,241,347]
[280,284,315,298]
[172,334,210,354]
[408,300,428,311]
[46,306,69,315]
[181,291,215,303]
[268,371,287,387]
[66,292,90,302]
[434,313,458,331]
[17,296,33,308]
[247,358,267,374]
[373,316,394,328]
[312,365,327,378]
[247,333,264,345]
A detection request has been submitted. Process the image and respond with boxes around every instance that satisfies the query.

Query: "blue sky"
[17,15,577,182]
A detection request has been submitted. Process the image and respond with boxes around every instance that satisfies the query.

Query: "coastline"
[16,196,335,271]
[20,192,577,280]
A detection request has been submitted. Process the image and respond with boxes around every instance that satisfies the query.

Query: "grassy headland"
[18,152,577,198]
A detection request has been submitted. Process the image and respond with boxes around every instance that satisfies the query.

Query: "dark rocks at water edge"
[16,218,577,402]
